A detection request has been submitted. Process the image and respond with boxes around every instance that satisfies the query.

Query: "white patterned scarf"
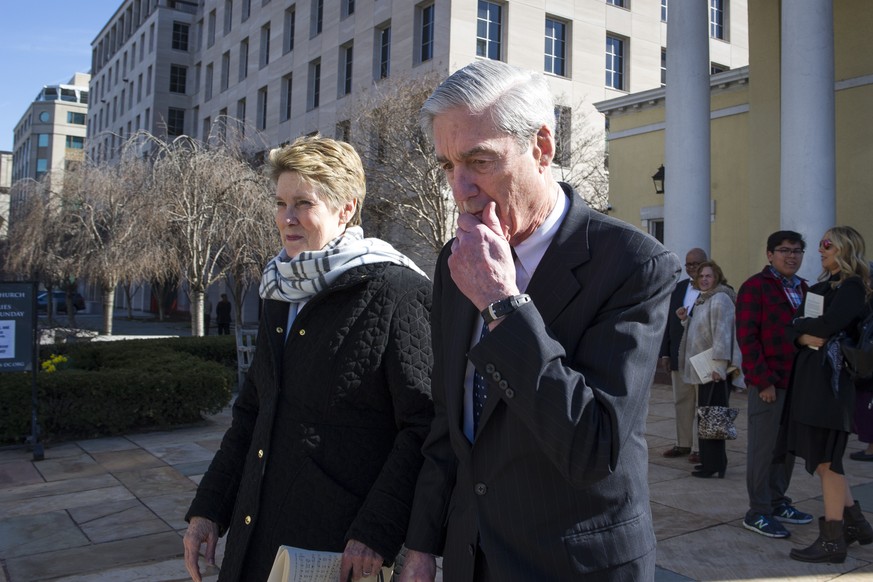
[259,226,427,303]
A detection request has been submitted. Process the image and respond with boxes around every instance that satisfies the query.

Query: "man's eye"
[440,162,454,172]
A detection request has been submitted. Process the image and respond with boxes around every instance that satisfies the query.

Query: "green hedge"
[0,337,235,444]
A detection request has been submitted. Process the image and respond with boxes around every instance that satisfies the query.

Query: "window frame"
[544,16,568,77]
[476,1,503,61]
[605,34,626,91]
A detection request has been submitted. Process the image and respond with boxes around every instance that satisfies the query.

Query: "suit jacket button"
[299,329,306,336]
[505,388,515,398]
[498,380,508,390]
[491,371,501,382]
[244,515,252,525]
[276,327,283,334]
[485,364,496,374]
[474,483,487,495]
[257,449,264,459]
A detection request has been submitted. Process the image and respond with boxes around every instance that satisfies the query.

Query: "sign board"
[0,282,35,372]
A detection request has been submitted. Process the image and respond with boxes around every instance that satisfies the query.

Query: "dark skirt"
[786,421,849,475]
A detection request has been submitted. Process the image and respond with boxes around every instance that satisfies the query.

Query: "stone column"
[664,0,711,260]
[781,0,835,281]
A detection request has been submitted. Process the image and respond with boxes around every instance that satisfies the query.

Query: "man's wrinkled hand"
[183,516,219,582]
[397,549,436,582]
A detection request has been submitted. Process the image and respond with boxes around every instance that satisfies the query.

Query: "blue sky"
[0,0,122,152]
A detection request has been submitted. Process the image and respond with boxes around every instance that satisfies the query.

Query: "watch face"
[39,111,50,123]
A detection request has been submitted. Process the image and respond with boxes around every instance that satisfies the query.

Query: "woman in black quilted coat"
[183,136,434,582]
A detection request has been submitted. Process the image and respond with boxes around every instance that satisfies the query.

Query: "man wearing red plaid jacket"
[736,230,813,538]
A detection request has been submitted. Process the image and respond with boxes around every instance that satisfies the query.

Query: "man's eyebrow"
[436,146,497,164]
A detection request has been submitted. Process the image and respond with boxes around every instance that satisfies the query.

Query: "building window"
[193,64,201,94]
[203,116,212,139]
[661,0,668,21]
[167,108,185,137]
[477,1,503,61]
[224,0,233,35]
[257,86,268,130]
[36,158,48,176]
[340,44,353,96]
[342,0,355,19]
[648,219,664,243]
[242,0,251,22]
[606,0,626,6]
[37,134,49,148]
[711,62,728,74]
[236,98,246,136]
[207,9,216,47]
[281,74,293,121]
[308,59,321,110]
[417,3,435,64]
[239,38,249,81]
[544,17,567,77]
[284,7,296,54]
[311,0,323,37]
[170,64,188,94]
[205,63,214,100]
[554,105,571,166]
[377,25,391,79]
[67,112,86,125]
[660,48,666,86]
[260,23,271,68]
[172,22,190,51]
[605,35,625,90]
[336,119,350,142]
[65,135,85,149]
[710,0,725,39]
[146,65,153,95]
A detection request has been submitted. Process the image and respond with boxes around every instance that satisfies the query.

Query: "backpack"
[841,303,873,380]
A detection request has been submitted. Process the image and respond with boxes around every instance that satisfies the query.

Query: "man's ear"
[535,125,556,168]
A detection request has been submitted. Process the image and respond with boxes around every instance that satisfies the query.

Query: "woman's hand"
[396,549,436,582]
[798,333,826,349]
[183,516,219,582]
[711,371,723,382]
[340,539,384,581]
[676,306,688,321]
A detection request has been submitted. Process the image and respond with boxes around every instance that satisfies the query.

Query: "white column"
[781,0,835,282]
[664,0,711,260]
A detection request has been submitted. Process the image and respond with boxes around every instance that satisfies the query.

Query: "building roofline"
[594,65,750,115]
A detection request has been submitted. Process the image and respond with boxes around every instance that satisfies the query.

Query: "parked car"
[37,291,86,313]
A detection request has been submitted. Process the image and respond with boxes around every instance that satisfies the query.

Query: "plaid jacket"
[735,267,808,390]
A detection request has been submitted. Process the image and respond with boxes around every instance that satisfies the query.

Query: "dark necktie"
[472,320,489,435]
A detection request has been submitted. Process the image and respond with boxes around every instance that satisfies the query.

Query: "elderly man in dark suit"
[398,60,680,582]
[659,248,707,463]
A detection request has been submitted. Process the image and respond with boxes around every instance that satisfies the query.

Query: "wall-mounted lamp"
[652,165,665,194]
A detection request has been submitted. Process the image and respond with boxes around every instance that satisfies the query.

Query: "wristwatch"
[481,294,532,324]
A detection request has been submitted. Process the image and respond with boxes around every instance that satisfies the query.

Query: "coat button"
[474,483,487,495]
[505,388,515,398]
[244,515,252,525]
[498,380,508,390]
[276,327,283,334]
[299,329,306,336]
[491,371,501,382]
[257,449,264,458]
[485,364,496,374]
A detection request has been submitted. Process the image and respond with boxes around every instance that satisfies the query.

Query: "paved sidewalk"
[3,375,873,579]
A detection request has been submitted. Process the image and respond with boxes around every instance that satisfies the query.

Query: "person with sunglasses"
[781,226,873,563]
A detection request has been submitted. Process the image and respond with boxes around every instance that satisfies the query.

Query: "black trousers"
[698,380,730,473]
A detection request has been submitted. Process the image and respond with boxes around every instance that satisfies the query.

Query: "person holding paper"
[182,136,434,582]
[782,226,873,563]
[736,230,813,539]
[677,261,744,479]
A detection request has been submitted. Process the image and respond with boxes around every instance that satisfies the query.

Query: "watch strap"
[481,294,532,324]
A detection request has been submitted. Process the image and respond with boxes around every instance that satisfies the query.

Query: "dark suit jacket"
[660,279,692,370]
[405,184,680,581]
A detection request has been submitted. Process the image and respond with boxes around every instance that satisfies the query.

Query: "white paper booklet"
[803,292,825,349]
[267,546,392,582]
[689,348,716,383]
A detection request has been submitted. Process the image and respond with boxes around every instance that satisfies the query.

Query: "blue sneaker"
[774,504,814,525]
[743,512,790,538]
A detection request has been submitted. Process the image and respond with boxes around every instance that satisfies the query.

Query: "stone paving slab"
[76,436,139,454]
[142,490,199,530]
[4,531,183,581]
[0,510,89,559]
[89,448,165,472]
[69,498,171,543]
[112,466,196,499]
[31,452,106,483]
[0,459,43,487]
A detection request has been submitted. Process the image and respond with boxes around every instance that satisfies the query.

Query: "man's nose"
[449,167,478,205]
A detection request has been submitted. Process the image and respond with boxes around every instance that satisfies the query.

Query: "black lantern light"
[652,164,665,194]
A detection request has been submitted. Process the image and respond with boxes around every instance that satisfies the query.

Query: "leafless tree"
[551,102,610,212]
[346,72,455,273]
[146,131,271,336]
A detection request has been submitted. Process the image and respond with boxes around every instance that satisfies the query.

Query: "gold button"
[276,327,284,334]
[299,329,305,336]
[244,515,252,525]
[257,449,264,458]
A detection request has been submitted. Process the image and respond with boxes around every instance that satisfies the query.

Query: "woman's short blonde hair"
[267,135,366,227]
[821,226,872,296]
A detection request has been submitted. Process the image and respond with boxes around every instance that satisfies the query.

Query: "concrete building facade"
[88,0,749,162]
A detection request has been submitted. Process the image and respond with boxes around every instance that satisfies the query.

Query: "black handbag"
[696,381,738,440]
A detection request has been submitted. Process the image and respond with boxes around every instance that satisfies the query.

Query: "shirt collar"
[512,184,567,288]
[767,265,802,288]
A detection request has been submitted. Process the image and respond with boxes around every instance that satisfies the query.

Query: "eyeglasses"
[773,248,805,256]
[819,239,834,251]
